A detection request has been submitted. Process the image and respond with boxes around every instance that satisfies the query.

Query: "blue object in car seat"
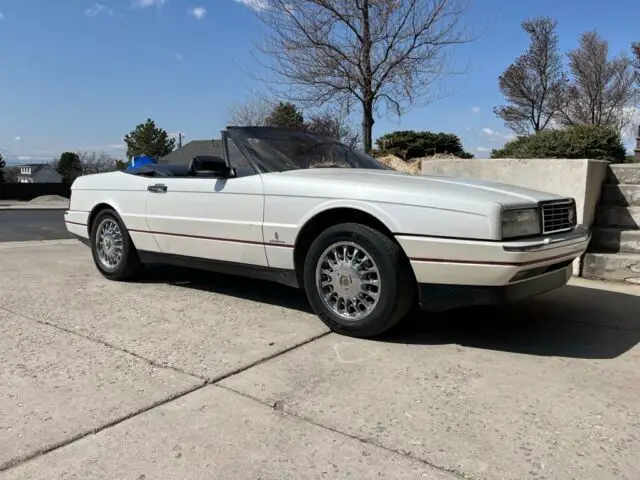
[127,155,157,170]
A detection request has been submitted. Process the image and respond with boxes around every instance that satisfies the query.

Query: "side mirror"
[190,155,235,178]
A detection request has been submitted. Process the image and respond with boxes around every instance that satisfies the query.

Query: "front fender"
[296,199,402,235]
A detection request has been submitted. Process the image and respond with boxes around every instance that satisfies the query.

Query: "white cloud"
[108,144,126,149]
[471,106,481,114]
[13,136,21,141]
[132,0,168,8]
[188,6,207,19]
[16,155,34,161]
[175,53,183,61]
[85,3,113,17]
[234,0,268,11]
[476,146,490,152]
[0,12,4,20]
[480,127,515,142]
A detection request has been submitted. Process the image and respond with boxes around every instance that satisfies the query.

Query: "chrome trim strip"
[503,225,591,252]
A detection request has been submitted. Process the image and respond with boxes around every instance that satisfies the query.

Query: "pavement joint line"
[1,306,209,382]
[2,304,332,385]
[205,330,332,385]
[215,384,479,480]
[0,382,208,473]
[0,307,333,472]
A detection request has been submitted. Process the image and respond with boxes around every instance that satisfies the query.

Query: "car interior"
[125,155,256,178]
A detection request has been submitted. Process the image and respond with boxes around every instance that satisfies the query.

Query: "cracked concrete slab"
[220,286,640,480]
[0,309,202,470]
[2,386,455,480]
[0,242,329,381]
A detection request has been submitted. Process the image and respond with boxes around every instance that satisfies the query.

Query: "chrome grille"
[541,199,576,234]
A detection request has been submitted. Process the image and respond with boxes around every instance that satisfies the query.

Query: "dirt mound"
[425,153,464,160]
[376,155,422,175]
[28,195,69,204]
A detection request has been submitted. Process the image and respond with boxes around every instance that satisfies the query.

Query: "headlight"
[501,208,540,239]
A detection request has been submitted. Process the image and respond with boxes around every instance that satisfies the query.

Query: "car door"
[144,137,268,267]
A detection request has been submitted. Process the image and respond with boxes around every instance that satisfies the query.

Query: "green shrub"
[490,125,627,163]
[375,130,474,160]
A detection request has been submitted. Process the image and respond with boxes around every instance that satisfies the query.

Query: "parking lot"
[1,239,639,479]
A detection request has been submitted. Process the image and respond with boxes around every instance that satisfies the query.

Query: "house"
[158,140,223,165]
[16,164,63,183]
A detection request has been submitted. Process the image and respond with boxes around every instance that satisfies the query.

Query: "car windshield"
[226,126,391,173]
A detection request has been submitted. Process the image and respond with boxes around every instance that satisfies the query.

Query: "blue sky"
[0,0,638,163]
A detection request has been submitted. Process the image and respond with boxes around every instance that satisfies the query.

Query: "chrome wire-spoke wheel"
[315,241,381,321]
[96,218,124,271]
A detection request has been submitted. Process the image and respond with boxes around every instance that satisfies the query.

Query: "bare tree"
[555,31,638,130]
[306,109,361,149]
[493,17,566,135]
[77,151,120,175]
[251,0,473,152]
[227,96,276,126]
[0,152,5,183]
[4,167,19,183]
[633,41,640,85]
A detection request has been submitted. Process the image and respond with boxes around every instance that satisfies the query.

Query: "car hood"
[265,168,567,212]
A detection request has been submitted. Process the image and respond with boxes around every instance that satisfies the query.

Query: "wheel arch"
[87,202,119,235]
[292,205,407,288]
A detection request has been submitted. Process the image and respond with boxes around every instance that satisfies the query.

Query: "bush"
[375,130,474,160]
[490,125,627,162]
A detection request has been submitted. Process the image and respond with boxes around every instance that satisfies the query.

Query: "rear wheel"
[303,223,415,338]
[90,208,141,281]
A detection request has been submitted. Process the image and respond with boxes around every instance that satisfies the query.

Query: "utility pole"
[178,132,183,149]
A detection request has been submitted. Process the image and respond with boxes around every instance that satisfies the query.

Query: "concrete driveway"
[0,240,638,480]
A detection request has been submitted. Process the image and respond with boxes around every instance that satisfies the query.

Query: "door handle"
[148,183,168,193]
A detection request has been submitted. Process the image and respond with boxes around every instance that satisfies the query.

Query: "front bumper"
[417,262,573,312]
[395,225,591,287]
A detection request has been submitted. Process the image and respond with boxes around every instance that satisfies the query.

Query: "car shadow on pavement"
[384,285,640,360]
[137,264,314,313]
[138,266,639,360]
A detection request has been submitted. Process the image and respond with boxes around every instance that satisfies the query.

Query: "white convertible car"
[65,126,590,337]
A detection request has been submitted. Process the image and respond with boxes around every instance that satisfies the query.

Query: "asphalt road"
[0,209,72,242]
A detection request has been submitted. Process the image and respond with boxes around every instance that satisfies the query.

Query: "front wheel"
[303,223,415,338]
[90,208,141,281]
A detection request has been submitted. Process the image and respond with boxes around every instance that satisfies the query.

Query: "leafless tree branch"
[227,96,278,126]
[555,31,638,131]
[248,0,475,151]
[493,17,566,135]
[76,151,121,175]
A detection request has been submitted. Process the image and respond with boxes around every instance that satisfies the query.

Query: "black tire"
[90,208,141,281]
[303,222,415,338]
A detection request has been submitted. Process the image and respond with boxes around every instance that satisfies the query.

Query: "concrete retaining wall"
[421,158,611,276]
